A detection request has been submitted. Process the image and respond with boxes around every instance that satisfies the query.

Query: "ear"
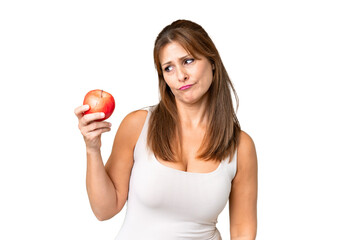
[212,64,215,70]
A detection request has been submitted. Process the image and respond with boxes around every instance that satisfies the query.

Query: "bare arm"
[85,148,119,221]
[103,109,148,219]
[74,105,147,221]
[229,130,258,240]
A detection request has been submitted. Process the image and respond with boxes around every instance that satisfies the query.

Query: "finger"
[84,127,111,139]
[74,105,90,120]
[79,112,104,130]
[80,112,106,126]
[84,121,112,133]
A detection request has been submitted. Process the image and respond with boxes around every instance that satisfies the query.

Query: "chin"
[180,96,205,105]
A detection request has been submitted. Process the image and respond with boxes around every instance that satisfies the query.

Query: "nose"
[176,66,188,82]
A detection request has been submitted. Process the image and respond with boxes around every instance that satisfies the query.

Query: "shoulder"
[234,130,258,179]
[237,130,256,155]
[114,108,149,147]
[121,108,148,128]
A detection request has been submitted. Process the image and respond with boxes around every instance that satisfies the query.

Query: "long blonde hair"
[148,19,241,163]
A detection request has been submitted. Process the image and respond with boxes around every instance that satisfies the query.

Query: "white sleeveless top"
[115,106,237,240]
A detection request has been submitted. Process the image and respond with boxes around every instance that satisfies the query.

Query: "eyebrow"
[161,54,191,67]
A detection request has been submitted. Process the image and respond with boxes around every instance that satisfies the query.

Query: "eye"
[164,66,173,72]
[184,58,194,65]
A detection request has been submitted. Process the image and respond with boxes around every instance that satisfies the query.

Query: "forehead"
[159,41,191,63]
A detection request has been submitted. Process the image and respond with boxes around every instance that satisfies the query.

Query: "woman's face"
[159,41,214,105]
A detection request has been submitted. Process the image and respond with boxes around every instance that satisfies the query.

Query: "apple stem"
[101,90,103,98]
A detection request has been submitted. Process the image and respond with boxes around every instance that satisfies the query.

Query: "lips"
[179,84,193,90]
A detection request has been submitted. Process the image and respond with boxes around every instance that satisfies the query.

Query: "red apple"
[83,89,115,121]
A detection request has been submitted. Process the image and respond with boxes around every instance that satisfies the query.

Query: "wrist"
[86,147,101,155]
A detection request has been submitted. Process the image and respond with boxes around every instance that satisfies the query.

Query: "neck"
[175,95,209,130]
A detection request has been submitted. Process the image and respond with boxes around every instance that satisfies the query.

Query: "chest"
[156,129,220,173]
[130,150,232,222]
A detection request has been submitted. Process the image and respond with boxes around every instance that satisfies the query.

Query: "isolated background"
[1,0,359,239]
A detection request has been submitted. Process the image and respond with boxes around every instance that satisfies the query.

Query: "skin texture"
[74,41,257,239]
[160,41,214,107]
[229,131,258,239]
[159,41,215,130]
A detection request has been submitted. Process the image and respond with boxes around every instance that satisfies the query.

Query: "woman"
[74,19,258,240]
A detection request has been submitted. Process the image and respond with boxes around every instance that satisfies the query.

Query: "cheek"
[163,76,176,90]
[195,61,212,77]
[163,76,171,86]
[199,66,213,85]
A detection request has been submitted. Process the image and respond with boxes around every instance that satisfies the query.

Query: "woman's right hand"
[74,105,112,152]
